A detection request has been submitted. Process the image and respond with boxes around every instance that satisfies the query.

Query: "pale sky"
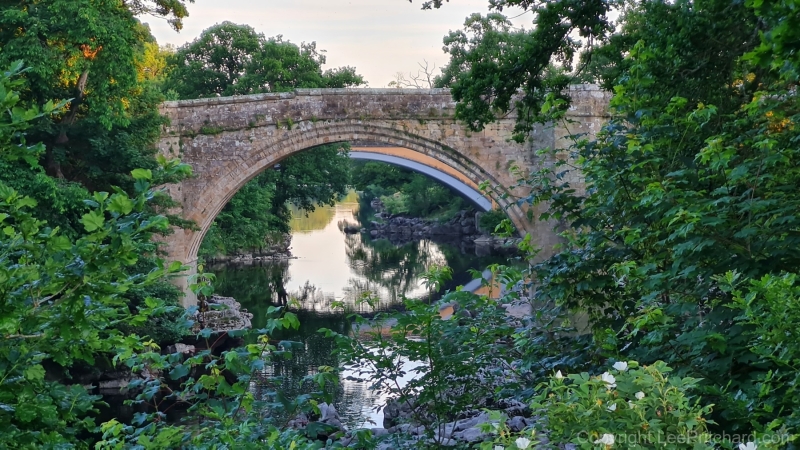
[145,0,530,88]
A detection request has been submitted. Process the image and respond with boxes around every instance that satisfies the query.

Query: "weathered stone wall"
[157,86,610,305]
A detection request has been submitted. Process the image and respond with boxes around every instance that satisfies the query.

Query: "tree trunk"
[55,68,89,145]
[49,68,89,178]
[44,147,65,179]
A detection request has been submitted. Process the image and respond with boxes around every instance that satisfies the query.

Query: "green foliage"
[442,0,800,443]
[125,0,193,31]
[163,22,364,99]
[379,192,409,215]
[531,361,715,449]
[724,272,800,431]
[0,97,188,446]
[119,258,187,347]
[435,1,615,141]
[478,209,507,233]
[527,30,798,434]
[744,0,800,81]
[324,265,522,446]
[0,65,330,449]
[351,161,415,194]
[0,0,170,191]
[352,161,471,220]
[199,171,282,257]
[96,306,328,449]
[0,62,90,236]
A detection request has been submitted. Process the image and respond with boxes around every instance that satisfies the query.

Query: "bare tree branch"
[386,60,438,89]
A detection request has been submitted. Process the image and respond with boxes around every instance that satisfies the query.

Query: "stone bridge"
[157,86,609,304]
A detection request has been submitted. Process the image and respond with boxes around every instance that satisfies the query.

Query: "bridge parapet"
[159,88,461,136]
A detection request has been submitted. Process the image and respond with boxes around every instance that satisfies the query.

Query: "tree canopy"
[0,0,175,195]
[434,0,614,140]
[164,22,363,99]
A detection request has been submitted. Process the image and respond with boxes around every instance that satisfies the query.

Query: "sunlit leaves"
[131,168,153,181]
[81,210,105,231]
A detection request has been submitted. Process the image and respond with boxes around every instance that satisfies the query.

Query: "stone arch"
[178,121,526,266]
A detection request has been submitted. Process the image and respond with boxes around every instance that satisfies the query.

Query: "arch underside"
[349,151,493,211]
[180,122,524,263]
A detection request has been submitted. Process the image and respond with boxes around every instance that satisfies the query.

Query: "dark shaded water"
[209,192,504,427]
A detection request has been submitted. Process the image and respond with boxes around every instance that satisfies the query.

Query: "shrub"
[724,272,800,434]
[530,360,714,449]
[479,209,509,233]
[380,192,409,215]
[323,266,526,447]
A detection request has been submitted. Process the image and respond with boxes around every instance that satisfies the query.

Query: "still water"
[209,192,504,427]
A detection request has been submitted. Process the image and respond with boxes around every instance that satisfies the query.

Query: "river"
[209,191,505,428]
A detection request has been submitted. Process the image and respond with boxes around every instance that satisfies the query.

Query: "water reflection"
[210,192,505,427]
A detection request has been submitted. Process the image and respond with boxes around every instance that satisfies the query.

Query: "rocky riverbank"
[289,386,542,449]
[203,233,294,263]
[363,209,482,240]
[343,203,523,255]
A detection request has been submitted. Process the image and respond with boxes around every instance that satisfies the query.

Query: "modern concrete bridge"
[157,86,609,304]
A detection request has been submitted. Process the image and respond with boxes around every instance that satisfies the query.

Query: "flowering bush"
[530,360,714,449]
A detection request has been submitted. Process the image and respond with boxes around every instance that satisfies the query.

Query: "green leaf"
[24,365,45,381]
[81,210,105,232]
[107,194,134,215]
[131,168,152,180]
[15,196,37,209]
[169,364,190,380]
[49,235,72,251]
[93,191,109,204]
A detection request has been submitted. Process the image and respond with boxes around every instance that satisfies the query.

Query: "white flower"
[607,403,617,412]
[739,443,757,450]
[594,434,615,446]
[601,372,617,388]
[515,437,531,449]
[628,400,635,409]
[555,370,564,379]
[613,361,628,372]
[495,446,505,450]
[635,391,645,400]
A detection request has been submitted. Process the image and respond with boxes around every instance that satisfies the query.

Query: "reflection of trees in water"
[349,199,509,300]
[211,261,291,329]
[290,190,360,233]
[211,263,382,427]
[345,232,449,299]
[248,309,380,428]
[290,281,339,311]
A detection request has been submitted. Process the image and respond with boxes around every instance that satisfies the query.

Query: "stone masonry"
[157,86,610,305]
